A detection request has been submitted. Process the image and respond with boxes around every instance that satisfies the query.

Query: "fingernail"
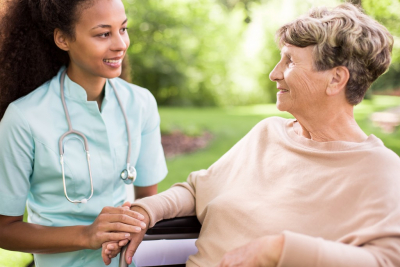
[135,227,141,232]
[140,222,146,228]
[128,257,132,264]
[138,214,145,220]
[125,233,130,237]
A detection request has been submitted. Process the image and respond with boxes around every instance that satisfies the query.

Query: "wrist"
[130,205,150,230]
[261,234,284,265]
[76,225,91,249]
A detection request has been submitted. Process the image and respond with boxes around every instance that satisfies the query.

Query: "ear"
[54,28,70,51]
[326,66,350,96]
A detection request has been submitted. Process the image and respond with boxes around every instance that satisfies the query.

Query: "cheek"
[288,71,323,99]
[70,41,99,60]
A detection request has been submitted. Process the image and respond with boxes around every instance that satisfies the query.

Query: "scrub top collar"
[62,71,112,105]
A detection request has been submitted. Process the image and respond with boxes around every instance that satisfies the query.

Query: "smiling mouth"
[279,89,289,92]
[103,59,122,63]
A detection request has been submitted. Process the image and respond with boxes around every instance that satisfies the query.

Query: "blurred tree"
[347,0,361,5]
[361,0,400,93]
[124,0,250,106]
[217,0,261,22]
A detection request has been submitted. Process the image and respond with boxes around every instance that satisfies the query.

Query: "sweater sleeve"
[132,180,197,227]
[277,231,381,267]
[277,228,400,267]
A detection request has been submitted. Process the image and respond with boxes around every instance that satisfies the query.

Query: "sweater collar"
[285,119,382,151]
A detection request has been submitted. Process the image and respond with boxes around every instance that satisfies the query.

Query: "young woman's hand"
[83,204,147,250]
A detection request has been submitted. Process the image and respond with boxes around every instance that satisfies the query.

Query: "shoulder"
[12,80,53,110]
[363,136,400,172]
[11,69,62,116]
[224,116,289,154]
[248,116,290,137]
[110,77,156,106]
[110,78,160,131]
[256,116,288,127]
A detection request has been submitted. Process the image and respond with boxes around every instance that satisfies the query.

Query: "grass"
[0,250,32,267]
[1,95,399,266]
[158,95,400,192]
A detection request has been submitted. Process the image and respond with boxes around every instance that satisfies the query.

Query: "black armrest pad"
[146,216,201,235]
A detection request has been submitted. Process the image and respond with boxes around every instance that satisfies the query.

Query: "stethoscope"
[59,70,136,204]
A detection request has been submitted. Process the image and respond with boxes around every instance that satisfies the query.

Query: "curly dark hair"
[0,0,95,119]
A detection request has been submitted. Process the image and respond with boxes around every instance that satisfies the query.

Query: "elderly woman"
[110,3,400,267]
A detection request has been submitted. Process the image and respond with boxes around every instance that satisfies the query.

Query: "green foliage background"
[363,0,400,93]
[123,0,400,107]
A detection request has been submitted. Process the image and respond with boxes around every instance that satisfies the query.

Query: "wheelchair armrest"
[143,216,201,240]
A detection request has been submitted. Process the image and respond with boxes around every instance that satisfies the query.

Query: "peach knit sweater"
[134,117,400,267]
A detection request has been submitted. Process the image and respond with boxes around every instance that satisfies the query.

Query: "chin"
[276,102,287,112]
[101,68,122,79]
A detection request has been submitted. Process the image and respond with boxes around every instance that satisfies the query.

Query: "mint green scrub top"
[0,67,168,267]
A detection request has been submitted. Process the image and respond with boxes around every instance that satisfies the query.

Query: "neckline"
[284,119,382,152]
[61,68,112,104]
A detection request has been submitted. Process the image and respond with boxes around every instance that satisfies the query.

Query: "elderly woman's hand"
[216,234,284,267]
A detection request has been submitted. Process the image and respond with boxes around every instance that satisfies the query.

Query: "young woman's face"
[67,0,130,79]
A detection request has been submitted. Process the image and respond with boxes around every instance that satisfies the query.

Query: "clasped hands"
[98,202,284,267]
[90,202,148,266]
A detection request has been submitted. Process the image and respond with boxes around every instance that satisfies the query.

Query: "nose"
[111,31,129,52]
[269,61,283,82]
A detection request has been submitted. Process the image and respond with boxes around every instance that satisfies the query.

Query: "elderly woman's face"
[269,44,330,115]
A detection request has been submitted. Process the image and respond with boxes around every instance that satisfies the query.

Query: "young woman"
[0,0,167,266]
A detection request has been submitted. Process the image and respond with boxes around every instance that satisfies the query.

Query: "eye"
[286,56,294,66]
[98,32,110,38]
[120,27,129,33]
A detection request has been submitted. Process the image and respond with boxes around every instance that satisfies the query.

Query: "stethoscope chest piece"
[120,164,137,184]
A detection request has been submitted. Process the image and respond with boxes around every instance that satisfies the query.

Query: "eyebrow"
[91,18,128,30]
[280,51,292,59]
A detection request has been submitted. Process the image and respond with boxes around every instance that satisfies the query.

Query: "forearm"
[132,183,196,227]
[1,206,145,254]
[0,220,87,254]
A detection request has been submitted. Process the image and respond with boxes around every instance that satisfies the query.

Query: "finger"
[102,245,112,265]
[125,239,140,265]
[122,201,131,207]
[103,254,111,265]
[108,221,144,233]
[101,206,145,220]
[107,243,116,251]
[100,213,147,230]
[109,247,122,258]
[118,238,129,247]
[100,232,133,244]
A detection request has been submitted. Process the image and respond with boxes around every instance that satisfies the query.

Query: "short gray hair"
[276,3,393,105]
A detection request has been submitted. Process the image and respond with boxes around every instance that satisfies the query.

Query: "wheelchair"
[119,216,201,267]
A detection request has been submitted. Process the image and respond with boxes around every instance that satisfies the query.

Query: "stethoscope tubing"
[58,69,134,204]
